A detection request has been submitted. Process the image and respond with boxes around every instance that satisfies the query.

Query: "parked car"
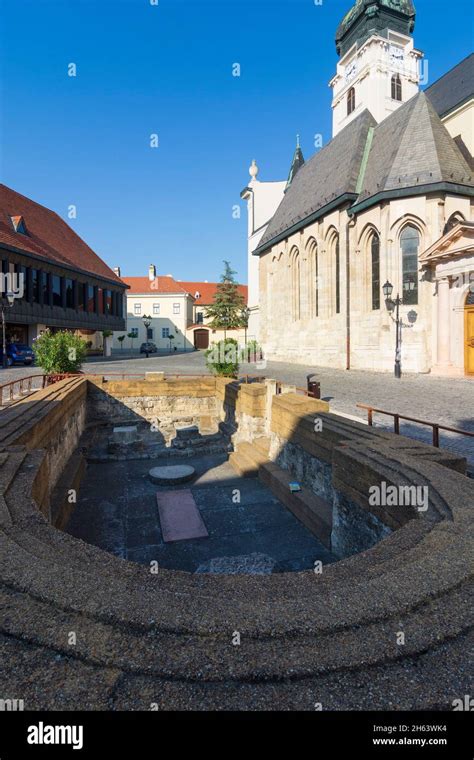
[0,343,35,367]
[139,341,158,354]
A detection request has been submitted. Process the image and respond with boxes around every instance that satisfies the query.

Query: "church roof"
[255,92,473,255]
[257,109,376,251]
[354,91,473,207]
[425,53,474,118]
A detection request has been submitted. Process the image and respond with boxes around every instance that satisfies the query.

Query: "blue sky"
[1,0,472,284]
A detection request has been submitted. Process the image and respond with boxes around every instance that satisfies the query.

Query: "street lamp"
[240,306,251,348]
[142,314,152,358]
[1,291,15,369]
[382,280,417,379]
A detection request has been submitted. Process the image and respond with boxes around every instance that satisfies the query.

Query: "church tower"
[330,0,424,137]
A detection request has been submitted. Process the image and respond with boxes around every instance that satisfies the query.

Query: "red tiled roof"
[0,184,124,285]
[181,281,248,304]
[123,275,189,294]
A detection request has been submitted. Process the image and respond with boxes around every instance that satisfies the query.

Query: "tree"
[117,335,126,350]
[205,261,246,338]
[127,332,136,350]
[33,330,87,375]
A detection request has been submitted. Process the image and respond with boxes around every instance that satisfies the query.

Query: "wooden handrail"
[356,403,474,447]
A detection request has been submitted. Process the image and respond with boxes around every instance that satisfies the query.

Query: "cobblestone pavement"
[1,350,473,468]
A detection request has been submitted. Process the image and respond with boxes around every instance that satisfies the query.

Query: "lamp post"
[1,291,15,369]
[382,279,417,379]
[240,306,251,349]
[142,314,152,358]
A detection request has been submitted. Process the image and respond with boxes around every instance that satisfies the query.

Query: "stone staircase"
[228,436,271,477]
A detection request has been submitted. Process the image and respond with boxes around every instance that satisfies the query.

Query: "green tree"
[205,261,246,338]
[33,330,87,374]
[117,335,126,350]
[127,332,136,350]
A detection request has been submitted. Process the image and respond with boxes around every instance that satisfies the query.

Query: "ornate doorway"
[464,291,474,375]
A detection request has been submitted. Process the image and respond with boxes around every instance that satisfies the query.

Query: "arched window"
[371,233,380,310]
[400,225,420,305]
[314,246,319,317]
[334,236,340,314]
[347,87,355,115]
[292,251,301,320]
[391,74,402,101]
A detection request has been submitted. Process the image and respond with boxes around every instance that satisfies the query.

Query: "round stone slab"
[148,464,195,485]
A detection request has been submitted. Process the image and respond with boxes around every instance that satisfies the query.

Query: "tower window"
[347,87,355,115]
[334,236,341,314]
[391,74,402,101]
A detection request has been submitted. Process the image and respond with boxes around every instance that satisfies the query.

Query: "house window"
[173,303,180,314]
[42,272,50,306]
[134,303,142,316]
[391,74,402,101]
[77,282,85,311]
[130,327,138,338]
[147,328,153,340]
[153,303,160,315]
[196,311,204,324]
[347,87,355,115]
[87,284,95,313]
[371,234,380,310]
[400,225,420,305]
[334,237,340,314]
[65,278,74,309]
[162,327,170,338]
[31,269,40,304]
[51,275,61,307]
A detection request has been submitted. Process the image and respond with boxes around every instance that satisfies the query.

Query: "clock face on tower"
[345,61,358,83]
[389,45,404,70]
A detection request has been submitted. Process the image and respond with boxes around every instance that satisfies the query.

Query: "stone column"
[436,277,451,368]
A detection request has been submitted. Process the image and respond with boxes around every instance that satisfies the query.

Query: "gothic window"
[347,87,355,115]
[371,233,380,310]
[400,225,419,305]
[292,251,301,320]
[315,246,319,317]
[334,236,340,314]
[391,74,402,101]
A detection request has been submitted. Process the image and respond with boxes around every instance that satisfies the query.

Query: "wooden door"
[465,306,474,375]
[194,329,209,349]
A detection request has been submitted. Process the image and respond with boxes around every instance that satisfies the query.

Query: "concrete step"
[259,461,332,548]
[253,436,270,456]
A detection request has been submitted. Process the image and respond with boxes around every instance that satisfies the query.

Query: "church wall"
[259,193,472,373]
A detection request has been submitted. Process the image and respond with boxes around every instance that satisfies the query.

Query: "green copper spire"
[336,0,416,56]
[285,136,305,192]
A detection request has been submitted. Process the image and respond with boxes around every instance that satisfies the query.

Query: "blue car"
[0,343,35,367]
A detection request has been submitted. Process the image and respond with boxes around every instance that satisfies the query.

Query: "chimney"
[113,266,121,277]
[148,264,156,282]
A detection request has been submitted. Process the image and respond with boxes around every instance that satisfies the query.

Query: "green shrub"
[243,339,263,362]
[33,330,87,374]
[205,338,239,377]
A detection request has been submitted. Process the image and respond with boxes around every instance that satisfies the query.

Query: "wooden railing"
[356,403,474,448]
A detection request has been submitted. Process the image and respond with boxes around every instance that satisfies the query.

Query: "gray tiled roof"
[357,91,473,203]
[258,109,376,250]
[425,53,474,117]
[257,90,473,254]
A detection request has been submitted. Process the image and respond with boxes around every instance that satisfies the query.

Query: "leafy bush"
[205,338,239,377]
[33,330,87,374]
[243,339,263,363]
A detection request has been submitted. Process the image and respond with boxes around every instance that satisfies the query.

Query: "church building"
[243,0,474,375]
